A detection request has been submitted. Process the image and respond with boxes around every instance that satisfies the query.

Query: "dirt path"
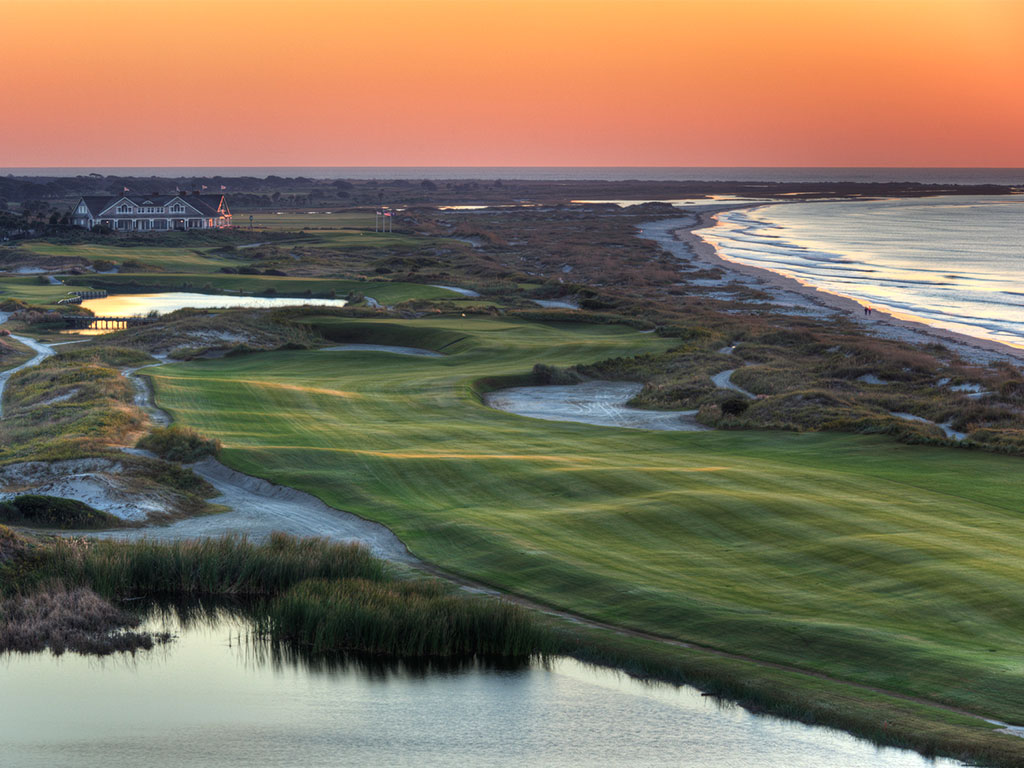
[0,332,55,418]
[710,369,756,399]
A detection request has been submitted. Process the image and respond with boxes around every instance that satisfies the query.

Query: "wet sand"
[648,212,1024,368]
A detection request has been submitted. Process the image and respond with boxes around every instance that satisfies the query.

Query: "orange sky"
[2,0,1022,167]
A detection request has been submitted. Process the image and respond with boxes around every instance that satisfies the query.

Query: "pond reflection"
[0,604,963,768]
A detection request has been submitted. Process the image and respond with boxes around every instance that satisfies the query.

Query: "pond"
[0,611,963,768]
[80,291,349,317]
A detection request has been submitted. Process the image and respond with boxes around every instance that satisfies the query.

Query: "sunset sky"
[2,0,1022,168]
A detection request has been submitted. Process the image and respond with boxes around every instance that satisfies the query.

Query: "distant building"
[70,193,231,231]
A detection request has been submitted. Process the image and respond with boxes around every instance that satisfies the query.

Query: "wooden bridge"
[61,314,158,331]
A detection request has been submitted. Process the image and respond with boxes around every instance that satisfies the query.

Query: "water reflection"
[0,604,964,768]
[64,292,350,334]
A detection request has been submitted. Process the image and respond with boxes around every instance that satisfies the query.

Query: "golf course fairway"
[145,315,1024,724]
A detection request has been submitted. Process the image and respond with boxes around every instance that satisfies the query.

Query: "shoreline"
[665,206,1024,368]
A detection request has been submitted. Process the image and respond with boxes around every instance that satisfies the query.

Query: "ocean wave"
[696,196,1024,348]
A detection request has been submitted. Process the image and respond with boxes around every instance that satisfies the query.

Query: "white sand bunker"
[89,458,417,564]
[0,459,178,521]
[485,381,708,431]
[320,344,442,357]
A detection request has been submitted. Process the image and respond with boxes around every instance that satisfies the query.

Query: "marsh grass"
[0,585,161,656]
[9,533,556,660]
[31,533,386,597]
[257,577,556,657]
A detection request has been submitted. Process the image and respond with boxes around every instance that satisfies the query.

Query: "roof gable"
[74,193,231,218]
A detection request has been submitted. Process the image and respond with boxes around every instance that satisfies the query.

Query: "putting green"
[147,315,1024,722]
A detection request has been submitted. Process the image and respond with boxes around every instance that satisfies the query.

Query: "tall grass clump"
[258,577,558,657]
[136,425,221,462]
[33,533,386,597]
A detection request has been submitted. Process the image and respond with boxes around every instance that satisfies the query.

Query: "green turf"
[0,276,75,305]
[17,242,244,273]
[146,315,1024,722]
[238,211,377,230]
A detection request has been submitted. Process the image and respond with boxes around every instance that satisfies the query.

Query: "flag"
[201,184,208,190]
[123,186,129,192]
[220,185,226,190]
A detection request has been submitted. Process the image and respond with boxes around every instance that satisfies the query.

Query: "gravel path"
[710,369,756,399]
[0,333,55,418]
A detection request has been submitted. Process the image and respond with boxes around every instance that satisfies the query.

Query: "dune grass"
[143,314,1024,728]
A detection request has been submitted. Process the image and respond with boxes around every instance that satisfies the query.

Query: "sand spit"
[485,380,708,431]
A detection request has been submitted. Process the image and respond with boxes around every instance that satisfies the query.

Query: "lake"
[0,610,964,768]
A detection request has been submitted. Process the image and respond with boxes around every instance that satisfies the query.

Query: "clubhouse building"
[71,193,232,232]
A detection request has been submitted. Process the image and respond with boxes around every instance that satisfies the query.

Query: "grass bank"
[143,316,1024,740]
[2,530,556,660]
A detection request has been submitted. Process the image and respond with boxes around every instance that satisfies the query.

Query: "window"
[172,204,184,214]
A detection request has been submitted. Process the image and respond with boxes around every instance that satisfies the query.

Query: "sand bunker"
[890,412,967,441]
[320,344,442,357]
[532,299,580,310]
[0,459,178,521]
[485,381,708,431]
[431,285,481,298]
[89,458,417,564]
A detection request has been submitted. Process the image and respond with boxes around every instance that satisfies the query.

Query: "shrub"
[721,397,750,416]
[0,494,122,529]
[136,425,221,462]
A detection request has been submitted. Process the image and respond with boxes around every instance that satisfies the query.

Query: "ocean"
[4,167,1024,184]
[694,196,1024,350]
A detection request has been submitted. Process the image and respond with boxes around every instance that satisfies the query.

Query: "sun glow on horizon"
[1,0,1022,167]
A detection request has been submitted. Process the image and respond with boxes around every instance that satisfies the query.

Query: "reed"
[256,577,557,657]
[29,533,387,597]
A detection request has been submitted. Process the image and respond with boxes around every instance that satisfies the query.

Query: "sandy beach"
[648,208,1024,369]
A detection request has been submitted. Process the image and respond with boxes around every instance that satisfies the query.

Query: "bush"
[0,495,122,529]
[136,425,221,462]
[721,397,750,416]
[532,363,583,385]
